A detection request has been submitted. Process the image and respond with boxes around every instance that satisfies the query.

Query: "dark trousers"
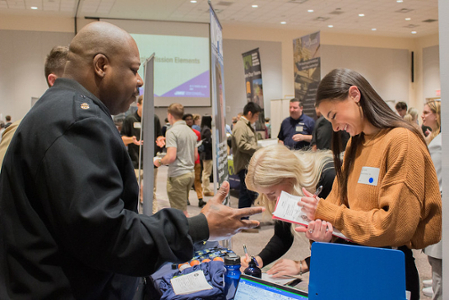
[237,169,258,215]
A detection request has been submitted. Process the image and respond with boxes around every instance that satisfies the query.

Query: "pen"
[314,185,323,198]
[243,244,248,257]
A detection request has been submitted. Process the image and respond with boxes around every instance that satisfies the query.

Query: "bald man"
[0,22,262,299]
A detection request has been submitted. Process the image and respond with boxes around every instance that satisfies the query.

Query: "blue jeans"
[237,169,258,219]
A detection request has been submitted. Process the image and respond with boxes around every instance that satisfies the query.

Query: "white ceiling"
[0,0,439,38]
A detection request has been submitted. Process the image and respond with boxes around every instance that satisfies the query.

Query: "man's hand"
[133,136,143,146]
[292,134,305,142]
[201,181,264,240]
[156,136,166,148]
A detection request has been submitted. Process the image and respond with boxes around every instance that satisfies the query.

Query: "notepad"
[272,191,350,241]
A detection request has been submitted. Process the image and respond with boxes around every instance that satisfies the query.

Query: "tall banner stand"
[140,54,155,216]
[242,48,266,136]
[293,31,321,118]
[209,0,231,248]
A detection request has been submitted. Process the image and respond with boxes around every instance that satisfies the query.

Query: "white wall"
[321,45,410,104]
[438,0,448,296]
[422,45,441,99]
[0,30,74,121]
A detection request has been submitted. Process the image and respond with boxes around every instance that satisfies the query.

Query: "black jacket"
[200,126,212,161]
[0,78,208,300]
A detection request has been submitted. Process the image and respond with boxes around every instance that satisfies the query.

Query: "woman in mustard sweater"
[297,69,442,300]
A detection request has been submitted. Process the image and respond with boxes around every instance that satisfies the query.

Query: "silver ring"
[308,229,313,234]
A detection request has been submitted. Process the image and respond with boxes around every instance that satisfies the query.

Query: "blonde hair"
[246,144,333,215]
[425,100,441,144]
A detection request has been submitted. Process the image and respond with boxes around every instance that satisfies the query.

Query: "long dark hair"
[316,68,427,203]
[201,115,212,130]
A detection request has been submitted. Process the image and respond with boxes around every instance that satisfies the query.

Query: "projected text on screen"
[132,33,210,107]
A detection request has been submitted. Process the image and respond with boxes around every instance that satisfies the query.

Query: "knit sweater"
[316,127,442,249]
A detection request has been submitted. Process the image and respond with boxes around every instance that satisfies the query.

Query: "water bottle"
[244,256,261,278]
[223,253,241,300]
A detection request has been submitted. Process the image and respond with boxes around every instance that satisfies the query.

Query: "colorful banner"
[293,31,321,118]
[242,48,265,133]
[242,48,264,108]
[209,3,230,205]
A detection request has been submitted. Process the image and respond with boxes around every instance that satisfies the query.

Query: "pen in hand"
[314,185,323,198]
[243,244,250,261]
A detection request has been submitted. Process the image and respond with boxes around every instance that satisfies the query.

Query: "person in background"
[311,104,349,151]
[200,116,214,197]
[297,69,441,300]
[154,104,197,217]
[121,95,165,214]
[241,144,335,277]
[395,101,408,118]
[0,22,264,299]
[232,102,261,224]
[421,100,442,300]
[264,117,271,138]
[183,113,205,208]
[278,98,315,150]
[162,117,170,137]
[4,115,12,129]
[0,45,69,168]
[403,107,423,137]
[192,114,201,132]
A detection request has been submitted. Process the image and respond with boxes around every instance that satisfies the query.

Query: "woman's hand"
[240,255,263,273]
[266,259,302,278]
[298,187,319,221]
[295,219,333,242]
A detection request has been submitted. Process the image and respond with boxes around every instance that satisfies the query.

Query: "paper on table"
[171,270,213,295]
[272,191,350,241]
[261,272,297,286]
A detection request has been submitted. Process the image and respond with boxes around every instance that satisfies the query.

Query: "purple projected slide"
[159,71,210,97]
[139,71,209,98]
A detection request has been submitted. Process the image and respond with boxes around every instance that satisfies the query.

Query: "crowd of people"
[0,21,443,300]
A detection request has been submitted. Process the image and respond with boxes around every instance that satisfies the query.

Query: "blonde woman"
[421,99,442,299]
[241,144,335,277]
[403,107,419,125]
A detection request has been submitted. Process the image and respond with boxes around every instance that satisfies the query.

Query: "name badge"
[296,125,303,132]
[358,167,380,186]
[133,122,142,129]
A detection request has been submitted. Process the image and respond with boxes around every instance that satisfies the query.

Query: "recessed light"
[252,4,258,8]
[190,0,197,3]
[359,13,365,17]
[328,25,333,28]
[308,9,314,13]
[411,31,417,34]
[397,0,403,2]
[31,6,38,9]
[405,17,411,21]
[372,28,377,31]
[280,21,286,24]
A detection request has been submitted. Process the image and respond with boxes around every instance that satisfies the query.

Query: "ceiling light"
[372,28,377,31]
[359,13,365,17]
[190,0,197,3]
[397,0,403,2]
[252,5,258,8]
[31,6,38,9]
[411,31,417,34]
[405,17,411,20]
[328,25,333,28]
[280,21,286,24]
[308,9,314,12]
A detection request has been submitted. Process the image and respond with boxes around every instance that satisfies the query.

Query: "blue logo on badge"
[369,178,374,183]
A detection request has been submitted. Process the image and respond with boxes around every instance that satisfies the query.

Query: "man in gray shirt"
[154,103,197,216]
